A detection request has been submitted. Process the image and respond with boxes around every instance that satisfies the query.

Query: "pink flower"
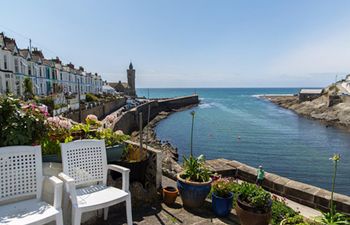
[86,114,98,121]
[59,120,72,129]
[106,115,115,123]
[47,117,60,126]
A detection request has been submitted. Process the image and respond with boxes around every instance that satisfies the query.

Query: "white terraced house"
[0,32,103,96]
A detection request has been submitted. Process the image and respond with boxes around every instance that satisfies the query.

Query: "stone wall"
[66,98,126,122]
[113,95,199,134]
[225,160,350,214]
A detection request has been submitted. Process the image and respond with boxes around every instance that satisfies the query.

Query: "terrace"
[0,95,349,225]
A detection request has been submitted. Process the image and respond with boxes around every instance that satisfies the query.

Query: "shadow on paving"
[92,200,240,225]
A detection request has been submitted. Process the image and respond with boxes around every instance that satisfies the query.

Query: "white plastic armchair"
[0,146,63,225]
[59,139,133,225]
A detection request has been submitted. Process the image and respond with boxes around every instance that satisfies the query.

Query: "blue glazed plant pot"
[212,192,233,217]
[177,173,212,208]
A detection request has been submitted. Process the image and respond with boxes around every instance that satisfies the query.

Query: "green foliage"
[211,178,235,198]
[271,198,299,225]
[95,128,129,147]
[86,93,99,102]
[238,182,272,213]
[0,95,48,146]
[23,77,34,100]
[281,215,311,225]
[315,153,350,225]
[181,155,212,182]
[316,211,349,225]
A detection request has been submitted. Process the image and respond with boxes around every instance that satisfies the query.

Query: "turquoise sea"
[137,88,350,196]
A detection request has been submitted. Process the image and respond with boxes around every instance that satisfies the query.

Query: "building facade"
[0,32,103,97]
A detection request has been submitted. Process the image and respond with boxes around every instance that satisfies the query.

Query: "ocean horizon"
[137,88,350,196]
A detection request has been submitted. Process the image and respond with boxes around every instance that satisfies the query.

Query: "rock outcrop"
[264,95,350,128]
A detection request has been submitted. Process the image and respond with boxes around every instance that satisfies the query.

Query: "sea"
[137,88,350,196]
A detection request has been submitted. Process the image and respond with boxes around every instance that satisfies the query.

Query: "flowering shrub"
[211,178,235,198]
[238,182,272,213]
[41,116,73,155]
[86,114,100,126]
[0,95,48,146]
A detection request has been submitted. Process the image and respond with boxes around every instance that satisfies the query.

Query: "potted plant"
[211,178,234,217]
[177,111,212,208]
[235,182,272,225]
[177,154,212,208]
[95,128,130,162]
[111,143,149,185]
[162,186,179,206]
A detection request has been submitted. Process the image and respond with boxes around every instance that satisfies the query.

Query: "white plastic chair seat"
[0,199,60,225]
[75,185,128,210]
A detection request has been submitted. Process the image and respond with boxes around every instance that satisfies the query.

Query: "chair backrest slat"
[61,140,107,186]
[0,146,43,203]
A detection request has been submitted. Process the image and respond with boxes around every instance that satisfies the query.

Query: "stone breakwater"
[263,95,350,129]
[130,106,197,179]
[110,95,199,177]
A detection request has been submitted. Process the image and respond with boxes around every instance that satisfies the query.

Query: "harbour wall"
[224,159,350,214]
[66,98,126,122]
[113,95,199,134]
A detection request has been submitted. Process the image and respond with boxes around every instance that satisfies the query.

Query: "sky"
[1,0,350,88]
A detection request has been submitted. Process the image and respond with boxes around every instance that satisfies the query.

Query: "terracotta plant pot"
[162,186,179,205]
[235,196,272,225]
[177,173,212,208]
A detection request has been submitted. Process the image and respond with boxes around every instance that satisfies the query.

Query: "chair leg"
[104,207,109,221]
[72,207,82,225]
[56,210,63,225]
[126,195,133,225]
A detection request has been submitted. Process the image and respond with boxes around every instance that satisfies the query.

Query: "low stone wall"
[113,95,199,134]
[225,160,350,214]
[66,98,126,122]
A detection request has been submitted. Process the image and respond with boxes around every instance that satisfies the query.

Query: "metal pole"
[190,111,195,157]
[147,88,151,143]
[139,112,143,152]
[146,102,151,143]
[78,79,82,123]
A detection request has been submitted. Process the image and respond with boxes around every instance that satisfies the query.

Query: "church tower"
[127,62,136,97]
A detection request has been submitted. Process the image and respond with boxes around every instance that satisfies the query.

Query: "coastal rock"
[265,95,350,128]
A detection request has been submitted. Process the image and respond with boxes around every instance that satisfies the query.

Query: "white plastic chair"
[59,140,132,225]
[0,146,63,225]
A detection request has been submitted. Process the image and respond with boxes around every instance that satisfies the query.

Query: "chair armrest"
[58,172,78,205]
[108,164,130,191]
[47,176,63,209]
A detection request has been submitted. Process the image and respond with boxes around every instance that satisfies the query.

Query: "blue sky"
[1,0,350,88]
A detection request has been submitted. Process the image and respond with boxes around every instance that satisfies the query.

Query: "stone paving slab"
[89,176,240,225]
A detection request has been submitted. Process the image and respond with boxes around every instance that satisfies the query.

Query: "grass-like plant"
[181,154,211,182]
[316,154,349,225]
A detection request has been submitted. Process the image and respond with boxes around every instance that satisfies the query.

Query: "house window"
[4,55,8,70]
[39,68,42,77]
[28,65,32,75]
[5,80,9,93]
[14,58,19,73]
